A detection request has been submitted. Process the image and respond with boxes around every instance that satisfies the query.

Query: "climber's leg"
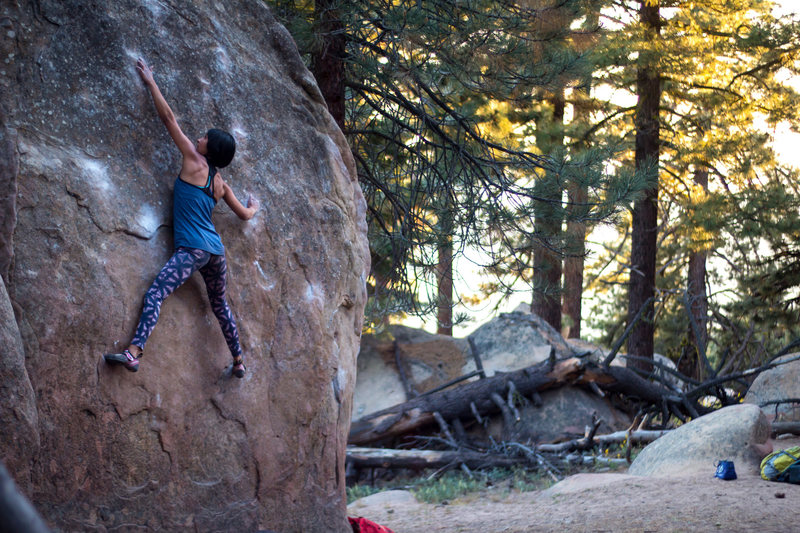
[105,247,210,370]
[199,254,245,377]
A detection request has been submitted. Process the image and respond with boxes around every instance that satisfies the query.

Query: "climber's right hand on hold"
[136,58,155,87]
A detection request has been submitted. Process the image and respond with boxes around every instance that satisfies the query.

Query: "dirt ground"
[349,472,800,532]
[348,437,800,533]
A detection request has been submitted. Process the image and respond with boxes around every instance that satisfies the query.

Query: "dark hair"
[206,128,236,168]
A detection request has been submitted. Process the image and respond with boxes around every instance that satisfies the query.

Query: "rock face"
[467,312,573,375]
[744,354,800,421]
[1,2,369,532]
[353,326,472,420]
[628,404,771,478]
[485,386,631,443]
[0,281,39,496]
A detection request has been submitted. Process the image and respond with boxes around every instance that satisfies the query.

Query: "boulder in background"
[353,325,472,420]
[744,354,800,421]
[628,404,771,478]
[466,312,573,376]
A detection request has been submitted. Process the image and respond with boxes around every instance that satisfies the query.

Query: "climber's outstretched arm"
[222,181,259,220]
[136,58,198,163]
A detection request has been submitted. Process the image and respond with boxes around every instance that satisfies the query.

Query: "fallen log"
[771,421,800,437]
[581,364,678,405]
[537,429,670,453]
[348,357,586,445]
[563,454,628,467]
[346,447,525,470]
[346,446,631,473]
[349,357,683,445]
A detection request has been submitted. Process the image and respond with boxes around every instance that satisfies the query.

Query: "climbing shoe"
[103,349,140,372]
[232,356,246,379]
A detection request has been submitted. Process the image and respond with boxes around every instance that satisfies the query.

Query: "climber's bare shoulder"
[178,154,210,187]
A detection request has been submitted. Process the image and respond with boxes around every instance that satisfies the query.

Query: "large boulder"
[484,386,631,443]
[467,311,573,375]
[628,404,771,478]
[353,326,472,420]
[1,1,369,532]
[353,331,407,420]
[744,354,800,421]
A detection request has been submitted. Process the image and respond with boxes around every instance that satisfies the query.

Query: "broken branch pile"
[348,346,800,483]
[349,357,689,446]
[347,429,668,471]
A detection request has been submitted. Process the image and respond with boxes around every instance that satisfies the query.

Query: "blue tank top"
[172,169,225,255]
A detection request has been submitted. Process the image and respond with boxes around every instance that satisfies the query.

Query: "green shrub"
[412,471,486,503]
[346,466,554,505]
[346,484,382,504]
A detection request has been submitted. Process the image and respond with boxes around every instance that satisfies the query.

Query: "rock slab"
[467,312,573,376]
[0,280,38,495]
[744,353,800,421]
[0,1,368,531]
[484,386,631,443]
[628,404,771,478]
[353,325,472,420]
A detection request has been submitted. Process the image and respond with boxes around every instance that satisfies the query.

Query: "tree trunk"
[682,167,709,380]
[437,208,454,336]
[311,0,346,129]
[532,90,565,331]
[626,1,661,373]
[562,162,587,339]
[561,10,597,340]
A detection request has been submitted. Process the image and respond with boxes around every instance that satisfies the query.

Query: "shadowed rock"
[0,461,50,533]
[0,1,368,531]
[0,280,39,495]
[484,386,631,443]
[744,353,800,422]
[353,325,472,420]
[629,404,771,478]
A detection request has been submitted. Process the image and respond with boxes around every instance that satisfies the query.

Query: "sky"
[771,2,800,161]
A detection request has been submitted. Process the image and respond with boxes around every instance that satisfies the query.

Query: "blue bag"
[714,460,737,480]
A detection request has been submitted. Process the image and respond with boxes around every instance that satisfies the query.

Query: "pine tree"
[558,7,601,339]
[310,0,346,128]
[436,203,454,335]
[561,56,595,339]
[626,0,661,371]
[682,166,709,380]
[583,0,800,373]
[272,0,647,329]
[528,1,571,331]
[531,86,565,331]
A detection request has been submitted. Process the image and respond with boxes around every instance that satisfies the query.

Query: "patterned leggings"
[131,247,242,359]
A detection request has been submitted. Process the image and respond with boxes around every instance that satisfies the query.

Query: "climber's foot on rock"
[103,348,140,372]
[232,356,246,378]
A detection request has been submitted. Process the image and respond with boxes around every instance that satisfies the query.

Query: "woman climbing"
[103,57,258,378]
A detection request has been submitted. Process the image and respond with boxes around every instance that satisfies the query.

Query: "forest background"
[269,0,800,382]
